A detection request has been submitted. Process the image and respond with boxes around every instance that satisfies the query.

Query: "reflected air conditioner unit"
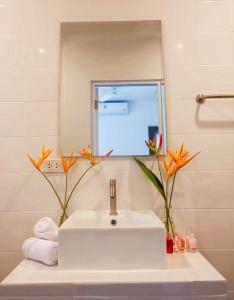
[98,102,129,115]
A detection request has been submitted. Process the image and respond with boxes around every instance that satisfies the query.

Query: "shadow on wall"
[195,102,234,129]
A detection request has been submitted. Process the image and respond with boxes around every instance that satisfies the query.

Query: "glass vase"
[163,204,175,238]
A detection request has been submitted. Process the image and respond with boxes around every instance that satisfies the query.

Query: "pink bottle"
[177,234,185,252]
[185,231,191,252]
[174,234,179,252]
[189,233,197,253]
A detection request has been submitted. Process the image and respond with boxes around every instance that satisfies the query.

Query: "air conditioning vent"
[98,102,128,115]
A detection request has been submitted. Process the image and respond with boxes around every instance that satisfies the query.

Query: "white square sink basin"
[58,210,166,270]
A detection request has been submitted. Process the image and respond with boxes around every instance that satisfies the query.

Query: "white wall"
[0,0,234,298]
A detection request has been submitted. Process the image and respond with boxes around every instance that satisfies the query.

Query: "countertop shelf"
[0,252,227,299]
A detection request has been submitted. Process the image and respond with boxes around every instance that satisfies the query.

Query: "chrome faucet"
[110,179,117,215]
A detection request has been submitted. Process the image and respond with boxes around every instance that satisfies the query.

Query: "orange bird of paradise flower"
[60,152,78,173]
[80,146,113,165]
[162,144,199,177]
[28,146,52,170]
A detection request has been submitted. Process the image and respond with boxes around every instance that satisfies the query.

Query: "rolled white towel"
[33,217,58,241]
[22,237,58,266]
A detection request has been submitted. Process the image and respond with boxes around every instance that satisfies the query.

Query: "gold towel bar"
[196,94,234,104]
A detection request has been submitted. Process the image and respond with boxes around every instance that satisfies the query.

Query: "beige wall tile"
[0,102,59,137]
[0,213,21,250]
[24,102,58,136]
[25,37,60,68]
[162,0,199,33]
[0,69,28,101]
[92,0,162,21]
[27,0,61,36]
[168,134,234,171]
[0,137,58,174]
[0,68,59,102]
[165,66,234,100]
[163,33,234,66]
[0,102,26,137]
[174,209,234,249]
[0,174,62,212]
[25,68,59,101]
[172,171,234,209]
[0,251,23,282]
[167,100,234,134]
[198,1,234,32]
[0,0,28,36]
[0,37,26,68]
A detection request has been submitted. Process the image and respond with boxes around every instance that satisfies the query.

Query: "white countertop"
[0,252,227,298]
[1,252,224,285]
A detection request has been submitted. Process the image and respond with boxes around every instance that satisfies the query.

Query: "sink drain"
[110,219,117,226]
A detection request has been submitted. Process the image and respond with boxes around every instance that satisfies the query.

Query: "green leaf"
[134,158,166,201]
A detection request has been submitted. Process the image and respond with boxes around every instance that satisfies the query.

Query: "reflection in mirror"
[93,81,164,156]
[60,21,166,156]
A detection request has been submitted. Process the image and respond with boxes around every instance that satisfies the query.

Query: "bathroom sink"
[58,210,166,270]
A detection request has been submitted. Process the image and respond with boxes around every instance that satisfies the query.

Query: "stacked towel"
[33,217,58,241]
[22,217,59,266]
[22,237,58,266]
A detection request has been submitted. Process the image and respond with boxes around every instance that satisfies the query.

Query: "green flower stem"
[59,173,68,227]
[59,208,67,226]
[156,155,164,188]
[168,212,175,238]
[164,202,175,238]
[169,172,177,209]
[59,164,94,224]
[38,169,67,218]
[165,178,169,199]
[157,169,176,238]
[163,180,175,238]
[65,172,68,206]
[66,164,93,207]
[165,177,175,237]
[164,220,169,232]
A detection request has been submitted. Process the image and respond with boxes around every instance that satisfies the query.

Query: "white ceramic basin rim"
[60,210,164,229]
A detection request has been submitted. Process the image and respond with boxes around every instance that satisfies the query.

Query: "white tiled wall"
[0,0,234,298]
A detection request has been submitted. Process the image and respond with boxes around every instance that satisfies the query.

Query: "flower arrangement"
[28,146,113,226]
[134,135,198,238]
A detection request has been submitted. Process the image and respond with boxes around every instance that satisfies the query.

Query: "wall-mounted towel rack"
[196,94,234,104]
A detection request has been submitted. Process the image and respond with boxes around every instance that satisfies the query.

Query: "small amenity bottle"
[166,232,174,254]
[181,235,186,252]
[189,233,197,253]
[174,233,179,252]
[177,234,185,252]
[185,231,191,252]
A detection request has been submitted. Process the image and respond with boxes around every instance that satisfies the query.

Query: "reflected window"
[92,81,165,156]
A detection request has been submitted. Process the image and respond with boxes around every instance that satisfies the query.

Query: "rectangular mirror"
[60,21,166,156]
